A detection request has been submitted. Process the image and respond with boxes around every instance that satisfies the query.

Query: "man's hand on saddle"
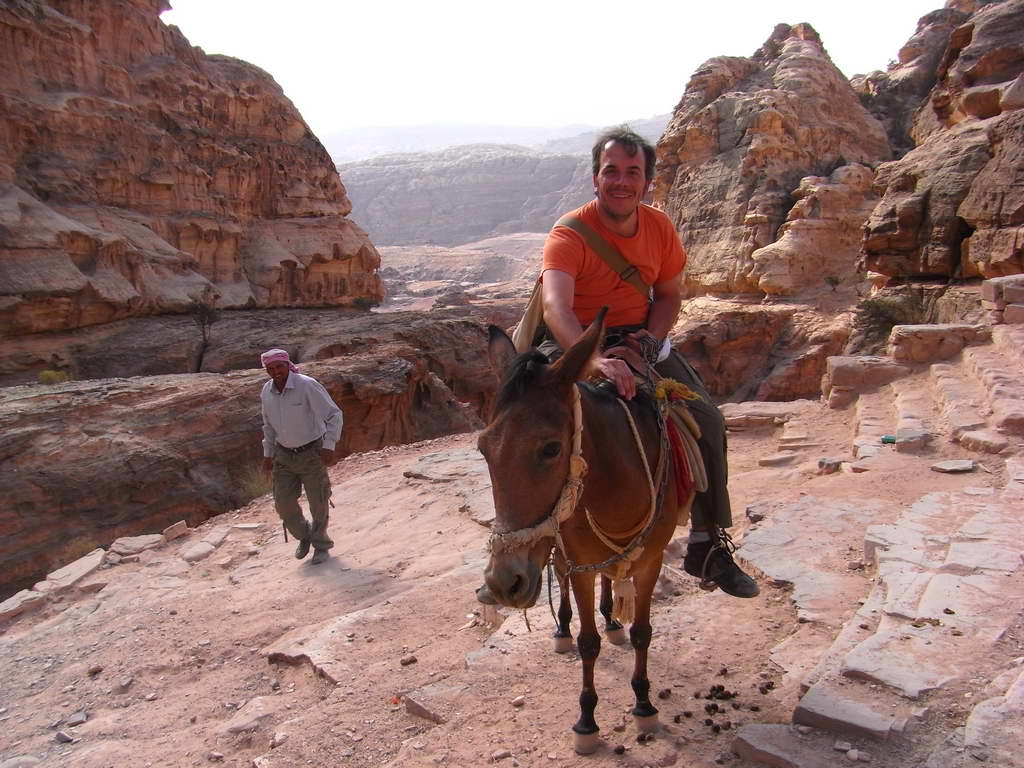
[625,329,662,365]
[584,355,637,400]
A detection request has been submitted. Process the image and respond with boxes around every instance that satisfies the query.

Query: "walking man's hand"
[262,457,273,476]
[320,448,338,467]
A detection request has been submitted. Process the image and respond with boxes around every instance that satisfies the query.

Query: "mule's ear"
[551,306,606,387]
[487,325,518,381]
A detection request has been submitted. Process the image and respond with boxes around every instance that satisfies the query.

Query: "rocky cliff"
[655,23,892,297]
[863,0,1024,280]
[339,144,592,247]
[0,0,384,338]
[0,306,519,598]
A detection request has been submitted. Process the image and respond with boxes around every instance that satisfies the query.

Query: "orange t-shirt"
[541,200,686,328]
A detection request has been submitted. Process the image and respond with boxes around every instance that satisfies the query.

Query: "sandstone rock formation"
[0,0,383,339]
[655,23,891,296]
[340,144,591,246]
[0,308,518,597]
[863,0,1024,280]
[852,8,969,157]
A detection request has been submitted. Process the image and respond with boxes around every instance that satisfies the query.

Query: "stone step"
[929,362,989,439]
[789,482,1024,745]
[890,378,935,453]
[991,325,1024,370]
[963,345,1024,435]
[851,389,895,467]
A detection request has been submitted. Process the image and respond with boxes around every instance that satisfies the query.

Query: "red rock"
[0,0,383,338]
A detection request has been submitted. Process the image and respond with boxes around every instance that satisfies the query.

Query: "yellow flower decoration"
[655,378,702,402]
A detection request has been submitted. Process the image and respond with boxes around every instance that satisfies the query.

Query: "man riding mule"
[478,125,757,601]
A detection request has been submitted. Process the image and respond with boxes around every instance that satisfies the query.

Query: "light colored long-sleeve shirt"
[261,373,343,457]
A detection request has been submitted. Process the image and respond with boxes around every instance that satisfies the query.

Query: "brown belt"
[276,437,322,454]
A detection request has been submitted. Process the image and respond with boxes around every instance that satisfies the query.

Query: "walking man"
[260,348,343,565]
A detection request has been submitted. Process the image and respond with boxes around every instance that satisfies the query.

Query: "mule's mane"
[495,349,551,411]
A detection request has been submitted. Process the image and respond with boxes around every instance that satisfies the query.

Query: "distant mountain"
[325,115,671,163]
[537,114,671,155]
[339,144,591,247]
[324,123,593,163]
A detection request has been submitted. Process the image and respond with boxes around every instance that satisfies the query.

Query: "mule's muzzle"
[483,558,543,609]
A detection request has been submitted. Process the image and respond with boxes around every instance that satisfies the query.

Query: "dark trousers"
[272,444,334,550]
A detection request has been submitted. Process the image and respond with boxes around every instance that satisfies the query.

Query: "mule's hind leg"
[629,562,662,733]
[599,575,627,645]
[553,566,574,654]
[569,572,602,754]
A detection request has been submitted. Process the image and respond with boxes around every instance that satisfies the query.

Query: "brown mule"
[478,309,693,754]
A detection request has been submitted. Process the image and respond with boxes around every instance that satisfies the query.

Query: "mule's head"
[477,311,605,608]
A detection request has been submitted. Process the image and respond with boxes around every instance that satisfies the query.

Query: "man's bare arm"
[541,269,584,350]
[645,273,683,342]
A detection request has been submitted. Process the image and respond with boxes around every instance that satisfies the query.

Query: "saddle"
[603,340,708,527]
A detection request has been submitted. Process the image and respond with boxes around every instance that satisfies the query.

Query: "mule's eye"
[541,442,561,459]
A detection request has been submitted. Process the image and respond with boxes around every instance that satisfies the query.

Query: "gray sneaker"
[294,539,311,560]
[310,549,330,565]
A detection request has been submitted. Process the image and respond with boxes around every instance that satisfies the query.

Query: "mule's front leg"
[629,563,661,733]
[570,572,601,754]
[553,566,574,654]
[599,575,627,646]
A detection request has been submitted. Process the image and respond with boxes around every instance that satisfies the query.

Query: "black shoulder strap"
[554,215,650,298]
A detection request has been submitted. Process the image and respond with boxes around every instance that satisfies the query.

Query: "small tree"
[188,292,220,372]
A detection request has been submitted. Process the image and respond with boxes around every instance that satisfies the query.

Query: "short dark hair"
[591,125,656,183]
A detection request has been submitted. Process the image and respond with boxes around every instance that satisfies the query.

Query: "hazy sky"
[161,0,942,137]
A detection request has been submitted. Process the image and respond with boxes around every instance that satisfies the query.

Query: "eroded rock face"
[0,0,383,338]
[0,310,513,596]
[340,145,591,246]
[751,164,878,296]
[852,8,969,157]
[864,0,1024,279]
[670,298,851,401]
[655,23,891,296]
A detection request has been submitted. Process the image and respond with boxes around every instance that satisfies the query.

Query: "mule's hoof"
[573,730,601,755]
[553,635,574,654]
[604,627,628,646]
[634,713,659,733]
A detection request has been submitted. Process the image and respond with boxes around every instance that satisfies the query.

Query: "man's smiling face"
[593,140,648,224]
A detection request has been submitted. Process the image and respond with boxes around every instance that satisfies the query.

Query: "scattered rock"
[931,460,976,473]
[181,542,216,564]
[758,452,797,467]
[65,710,87,726]
[510,695,525,708]
[834,740,852,752]
[207,753,224,762]
[0,757,42,767]
[270,731,288,748]
[400,654,418,666]
[162,520,190,541]
[405,696,445,724]
[116,676,134,693]
[54,731,73,743]
[145,693,158,701]
[817,458,842,475]
[87,664,103,676]
[491,748,511,761]
[110,535,164,556]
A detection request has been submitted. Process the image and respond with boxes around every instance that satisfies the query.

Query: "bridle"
[486,383,668,580]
